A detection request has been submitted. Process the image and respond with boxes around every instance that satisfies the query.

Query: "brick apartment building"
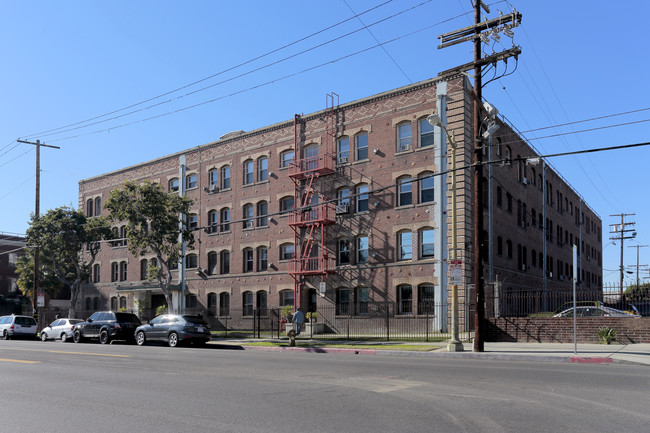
[0,234,26,310]
[77,74,602,330]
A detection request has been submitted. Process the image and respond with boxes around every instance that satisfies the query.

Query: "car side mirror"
[88,318,93,323]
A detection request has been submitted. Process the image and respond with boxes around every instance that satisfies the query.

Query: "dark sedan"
[73,311,142,344]
[134,314,211,347]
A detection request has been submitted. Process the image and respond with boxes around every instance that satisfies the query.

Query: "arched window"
[397,176,412,207]
[257,246,268,271]
[257,201,268,227]
[111,296,118,311]
[397,122,412,152]
[355,132,368,160]
[257,156,268,181]
[188,213,198,230]
[140,259,148,280]
[185,254,197,269]
[356,184,368,213]
[418,284,435,314]
[243,160,254,185]
[397,230,412,261]
[86,199,94,217]
[337,238,351,265]
[85,297,93,311]
[280,150,294,168]
[419,228,435,259]
[243,248,254,272]
[185,173,198,189]
[220,250,230,274]
[256,290,268,316]
[497,236,503,256]
[496,186,502,208]
[209,168,218,187]
[95,197,102,216]
[111,262,119,282]
[357,235,369,263]
[208,210,218,234]
[279,289,294,307]
[397,285,412,314]
[418,117,434,148]
[207,292,217,316]
[419,172,434,203]
[221,165,231,189]
[219,292,230,316]
[243,204,254,229]
[207,251,217,275]
[168,177,179,192]
[280,243,294,261]
[337,136,350,163]
[355,287,369,315]
[220,208,230,232]
[336,288,350,315]
[242,291,253,316]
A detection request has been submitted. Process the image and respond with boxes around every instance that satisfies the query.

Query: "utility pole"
[17,139,61,325]
[438,2,522,352]
[627,244,647,291]
[609,213,636,298]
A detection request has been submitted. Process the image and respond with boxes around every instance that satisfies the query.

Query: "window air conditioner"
[208,184,219,193]
[522,177,528,185]
[399,144,411,152]
[339,156,349,163]
[336,204,349,214]
[245,220,253,229]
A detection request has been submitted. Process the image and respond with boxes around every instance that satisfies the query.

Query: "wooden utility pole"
[627,244,647,291]
[17,139,60,324]
[438,3,522,352]
[609,213,636,298]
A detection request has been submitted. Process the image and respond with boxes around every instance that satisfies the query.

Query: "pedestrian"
[292,308,305,335]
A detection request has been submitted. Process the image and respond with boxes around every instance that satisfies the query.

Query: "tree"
[625,283,650,302]
[105,181,194,313]
[16,247,66,299]
[22,207,111,318]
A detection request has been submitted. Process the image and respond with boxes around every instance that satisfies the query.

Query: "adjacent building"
[77,74,602,330]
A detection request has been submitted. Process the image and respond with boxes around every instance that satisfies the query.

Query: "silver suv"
[0,315,38,340]
[40,318,83,342]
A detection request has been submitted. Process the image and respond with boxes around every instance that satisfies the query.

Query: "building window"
[207,292,217,316]
[243,204,254,229]
[185,254,197,269]
[220,208,231,232]
[258,156,268,182]
[85,199,94,217]
[208,210,218,234]
[244,160,254,185]
[111,297,118,311]
[221,165,231,189]
[356,132,368,161]
[280,196,294,214]
[220,250,230,274]
[188,213,198,230]
[419,172,434,203]
[257,290,268,316]
[356,184,368,213]
[111,262,119,282]
[257,246,268,271]
[207,252,217,275]
[418,284,435,314]
[357,236,369,264]
[356,287,369,315]
[506,193,512,213]
[185,294,198,309]
[419,117,434,148]
[336,288,350,315]
[338,238,351,265]
[398,231,412,260]
[280,150,294,168]
[397,122,412,152]
[93,263,100,283]
[119,261,127,281]
[279,289,294,307]
[242,291,253,316]
[169,178,179,192]
[337,136,350,163]
[497,236,503,256]
[219,292,230,316]
[420,228,434,258]
[257,201,268,227]
[140,259,148,280]
[280,243,294,261]
[397,176,412,207]
[209,169,219,187]
[186,173,198,189]
[94,197,102,216]
[243,248,254,272]
[507,240,513,259]
[119,296,126,310]
[337,188,350,213]
[397,285,413,314]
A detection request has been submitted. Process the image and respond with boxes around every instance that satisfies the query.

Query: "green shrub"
[596,326,617,345]
[280,305,293,319]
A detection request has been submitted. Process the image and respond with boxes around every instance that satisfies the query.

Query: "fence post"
[426,304,429,343]
[347,309,350,340]
[386,301,390,342]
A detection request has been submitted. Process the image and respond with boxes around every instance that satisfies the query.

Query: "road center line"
[0,348,130,358]
[0,358,40,364]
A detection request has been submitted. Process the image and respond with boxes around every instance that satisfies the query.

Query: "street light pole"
[428,114,463,352]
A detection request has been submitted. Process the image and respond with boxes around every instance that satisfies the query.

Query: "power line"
[22,0,431,141]
[0,147,34,169]
[520,107,650,133]
[0,175,35,201]
[523,118,650,141]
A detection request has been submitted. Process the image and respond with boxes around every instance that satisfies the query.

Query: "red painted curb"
[570,357,613,364]
[242,345,377,355]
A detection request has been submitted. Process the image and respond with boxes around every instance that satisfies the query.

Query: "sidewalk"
[208,339,650,366]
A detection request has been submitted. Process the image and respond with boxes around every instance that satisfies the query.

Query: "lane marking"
[0,358,40,364]
[0,347,130,358]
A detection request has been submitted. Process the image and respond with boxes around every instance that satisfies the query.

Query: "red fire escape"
[288,94,338,309]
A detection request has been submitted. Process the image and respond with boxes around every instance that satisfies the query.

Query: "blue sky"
[2,1,649,286]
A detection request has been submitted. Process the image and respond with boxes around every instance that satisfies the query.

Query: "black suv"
[73,311,142,344]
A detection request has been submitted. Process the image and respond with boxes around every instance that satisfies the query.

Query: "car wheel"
[61,333,68,342]
[168,332,179,347]
[41,332,48,342]
[99,329,110,345]
[136,331,146,346]
[73,330,82,343]
[2,330,10,340]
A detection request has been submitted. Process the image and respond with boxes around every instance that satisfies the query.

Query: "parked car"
[73,311,142,344]
[553,306,640,317]
[631,302,650,317]
[0,314,38,340]
[40,318,83,342]
[134,314,211,347]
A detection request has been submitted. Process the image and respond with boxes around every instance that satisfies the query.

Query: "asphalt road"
[0,339,648,433]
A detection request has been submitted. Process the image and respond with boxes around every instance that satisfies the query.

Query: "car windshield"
[115,313,142,325]
[182,315,207,326]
